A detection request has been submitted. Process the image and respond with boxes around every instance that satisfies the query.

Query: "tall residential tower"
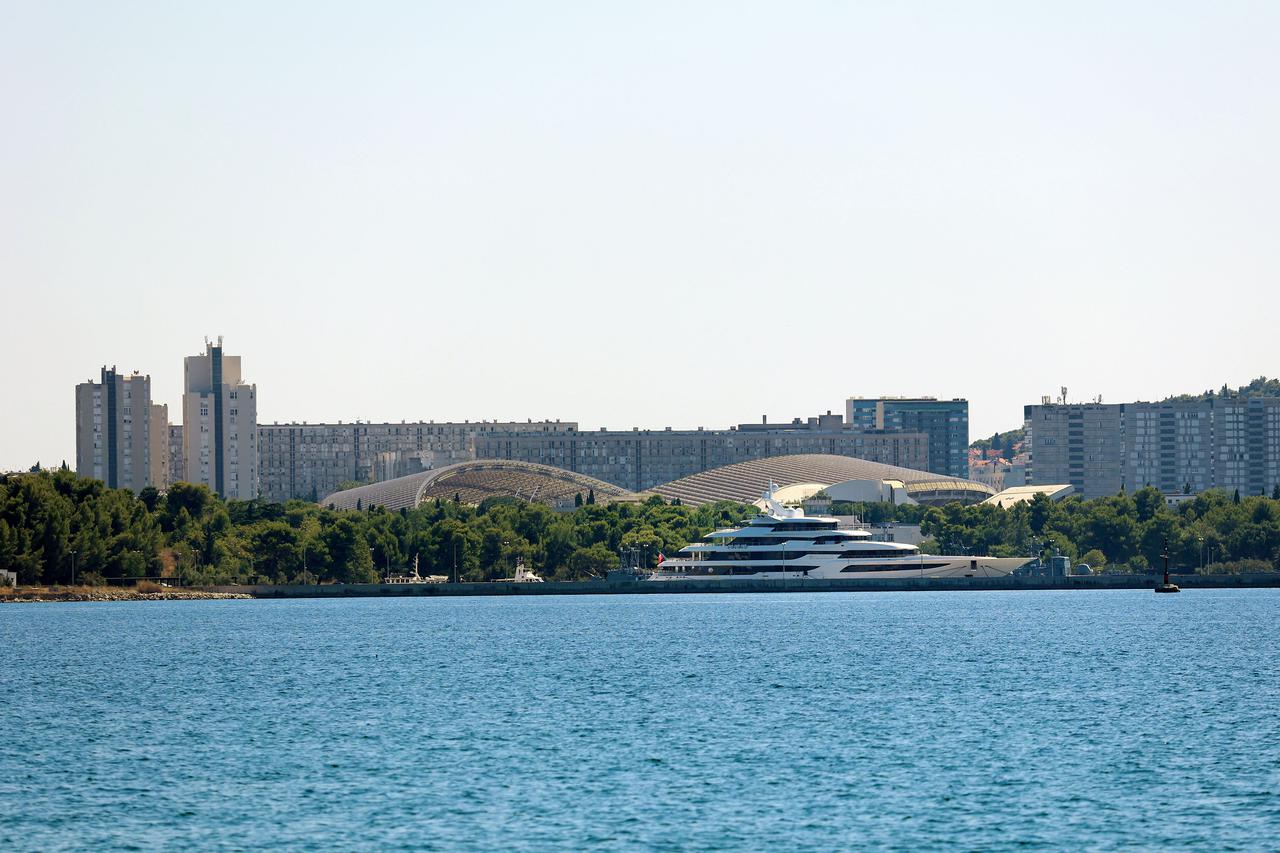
[182,338,258,499]
[75,367,167,492]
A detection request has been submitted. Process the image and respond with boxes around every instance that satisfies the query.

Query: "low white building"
[982,484,1074,508]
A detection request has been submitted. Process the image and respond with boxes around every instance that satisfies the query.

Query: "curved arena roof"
[649,454,994,506]
[321,460,633,511]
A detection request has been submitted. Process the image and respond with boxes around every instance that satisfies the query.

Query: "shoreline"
[1,587,253,603]
[7,572,1278,603]
[221,571,1280,598]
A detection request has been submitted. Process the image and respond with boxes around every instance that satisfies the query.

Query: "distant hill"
[970,427,1025,460]
[1164,376,1280,402]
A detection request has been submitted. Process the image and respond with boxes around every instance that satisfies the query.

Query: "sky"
[2,1,1278,471]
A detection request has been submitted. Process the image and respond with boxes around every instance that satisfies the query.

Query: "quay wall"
[203,573,1280,599]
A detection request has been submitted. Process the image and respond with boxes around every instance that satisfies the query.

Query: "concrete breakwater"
[205,572,1280,599]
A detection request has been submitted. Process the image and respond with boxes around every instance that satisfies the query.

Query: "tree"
[317,519,377,583]
[1272,484,1280,501]
[1080,549,1107,569]
[1233,489,1241,505]
[249,522,302,580]
[163,482,214,530]
[586,489,596,505]
[1028,493,1051,534]
[574,492,583,507]
[567,543,615,578]
[1134,487,1163,523]
[138,486,161,513]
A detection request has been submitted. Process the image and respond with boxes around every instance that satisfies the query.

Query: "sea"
[2,589,1278,851]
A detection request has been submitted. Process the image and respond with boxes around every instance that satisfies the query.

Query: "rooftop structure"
[319,453,995,511]
[981,484,1075,509]
[648,454,993,507]
[320,459,632,511]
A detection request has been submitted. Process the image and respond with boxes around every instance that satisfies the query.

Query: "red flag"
[657,552,665,564]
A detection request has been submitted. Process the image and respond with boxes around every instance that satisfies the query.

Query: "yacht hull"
[646,556,1031,581]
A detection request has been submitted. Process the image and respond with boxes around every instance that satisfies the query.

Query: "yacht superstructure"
[646,484,1030,581]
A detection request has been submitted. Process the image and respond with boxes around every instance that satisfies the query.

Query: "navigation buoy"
[1155,537,1180,593]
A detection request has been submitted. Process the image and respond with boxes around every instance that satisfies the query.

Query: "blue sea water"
[2,590,1279,851]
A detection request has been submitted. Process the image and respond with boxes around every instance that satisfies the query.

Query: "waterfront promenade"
[210,572,1280,599]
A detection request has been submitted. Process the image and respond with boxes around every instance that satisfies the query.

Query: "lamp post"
[70,549,77,587]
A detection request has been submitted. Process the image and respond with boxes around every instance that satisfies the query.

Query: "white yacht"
[646,484,1031,581]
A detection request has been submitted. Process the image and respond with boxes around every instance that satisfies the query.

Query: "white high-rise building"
[75,367,167,492]
[182,338,258,499]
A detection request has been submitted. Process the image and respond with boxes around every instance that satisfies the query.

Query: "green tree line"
[0,470,755,586]
[914,487,1280,573]
[4,471,1278,585]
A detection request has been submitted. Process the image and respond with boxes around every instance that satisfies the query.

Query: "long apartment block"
[257,420,578,502]
[1025,397,1280,499]
[475,414,930,492]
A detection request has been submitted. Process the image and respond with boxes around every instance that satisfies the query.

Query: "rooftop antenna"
[1060,386,1068,405]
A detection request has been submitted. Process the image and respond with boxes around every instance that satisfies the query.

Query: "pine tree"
[586,489,595,505]
[1232,488,1241,504]
[1272,484,1280,500]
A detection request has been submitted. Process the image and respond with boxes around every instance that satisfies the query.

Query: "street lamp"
[368,546,389,582]
[70,549,77,587]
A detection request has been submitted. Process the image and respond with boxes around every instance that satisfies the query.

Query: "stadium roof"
[649,454,994,506]
[319,454,995,511]
[321,460,633,511]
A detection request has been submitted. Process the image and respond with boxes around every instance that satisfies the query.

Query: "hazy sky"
[3,1,1277,471]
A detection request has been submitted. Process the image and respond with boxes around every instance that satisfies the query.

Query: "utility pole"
[70,549,77,587]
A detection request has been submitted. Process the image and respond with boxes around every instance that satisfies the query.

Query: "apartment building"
[475,416,929,492]
[1025,397,1280,499]
[846,397,969,479]
[182,338,257,499]
[167,424,184,487]
[74,367,167,492]
[1023,403,1125,498]
[257,420,578,502]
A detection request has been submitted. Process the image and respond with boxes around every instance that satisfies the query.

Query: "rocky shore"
[1,587,252,603]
